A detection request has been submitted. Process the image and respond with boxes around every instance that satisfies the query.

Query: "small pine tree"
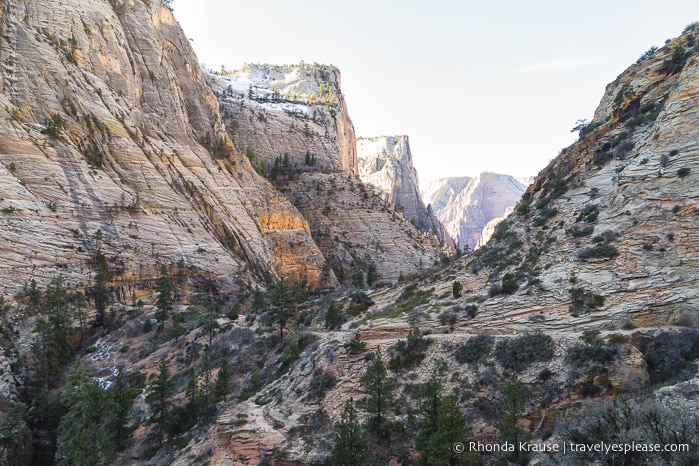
[360,349,395,437]
[424,396,475,465]
[58,360,113,465]
[328,398,368,466]
[415,376,443,455]
[366,264,379,286]
[214,359,232,402]
[200,345,212,399]
[109,370,138,451]
[325,301,343,329]
[145,360,175,447]
[155,265,173,328]
[269,279,294,345]
[497,375,529,463]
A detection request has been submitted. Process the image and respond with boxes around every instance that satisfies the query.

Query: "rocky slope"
[182,23,699,464]
[1,2,698,465]
[422,173,527,250]
[357,135,455,250]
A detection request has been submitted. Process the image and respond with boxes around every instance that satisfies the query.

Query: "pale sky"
[174,1,699,182]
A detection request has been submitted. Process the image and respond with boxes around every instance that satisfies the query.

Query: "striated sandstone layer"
[0,0,328,295]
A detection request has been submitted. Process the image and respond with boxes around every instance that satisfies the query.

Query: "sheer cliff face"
[357,135,456,250]
[0,0,328,292]
[213,74,447,281]
[422,173,526,250]
[210,64,358,175]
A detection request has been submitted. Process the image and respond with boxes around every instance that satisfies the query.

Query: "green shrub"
[639,329,699,384]
[501,273,519,295]
[576,204,599,223]
[569,287,605,315]
[566,343,617,368]
[677,167,691,178]
[343,332,366,354]
[454,334,494,365]
[308,369,336,399]
[569,224,594,237]
[41,114,65,138]
[494,332,555,372]
[577,243,619,260]
[516,201,531,216]
[533,207,558,226]
[388,327,432,372]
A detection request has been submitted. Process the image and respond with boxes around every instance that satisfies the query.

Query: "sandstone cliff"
[422,173,527,250]
[213,72,447,282]
[0,0,328,295]
[357,135,455,250]
[208,63,358,175]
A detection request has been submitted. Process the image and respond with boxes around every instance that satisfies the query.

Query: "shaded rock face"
[357,135,456,251]
[422,173,526,250]
[0,0,328,293]
[283,172,444,282]
[209,63,358,176]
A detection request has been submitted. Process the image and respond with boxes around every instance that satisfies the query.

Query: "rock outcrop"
[357,135,455,250]
[283,172,443,282]
[214,76,448,282]
[208,64,358,175]
[422,173,527,250]
[0,0,329,294]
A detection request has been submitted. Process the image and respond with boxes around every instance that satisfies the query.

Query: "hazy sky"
[174,1,699,182]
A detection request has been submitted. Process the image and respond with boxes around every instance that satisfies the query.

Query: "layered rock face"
[208,64,358,175]
[214,73,447,281]
[283,172,443,282]
[444,26,699,331]
[422,173,527,250]
[0,0,328,295]
[357,135,455,250]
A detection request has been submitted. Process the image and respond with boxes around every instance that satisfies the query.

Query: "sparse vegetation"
[494,332,555,372]
[388,327,432,372]
[454,334,494,365]
[569,286,605,315]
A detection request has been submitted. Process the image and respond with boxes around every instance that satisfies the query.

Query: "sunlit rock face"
[0,0,329,295]
[422,173,526,250]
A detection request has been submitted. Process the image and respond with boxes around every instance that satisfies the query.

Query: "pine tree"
[415,376,443,456]
[328,398,368,466]
[58,360,113,465]
[34,276,75,388]
[360,349,395,437]
[424,396,475,466]
[0,402,30,465]
[109,370,138,450]
[269,278,293,345]
[497,375,529,463]
[200,345,212,399]
[155,265,173,328]
[214,359,232,402]
[146,360,175,447]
